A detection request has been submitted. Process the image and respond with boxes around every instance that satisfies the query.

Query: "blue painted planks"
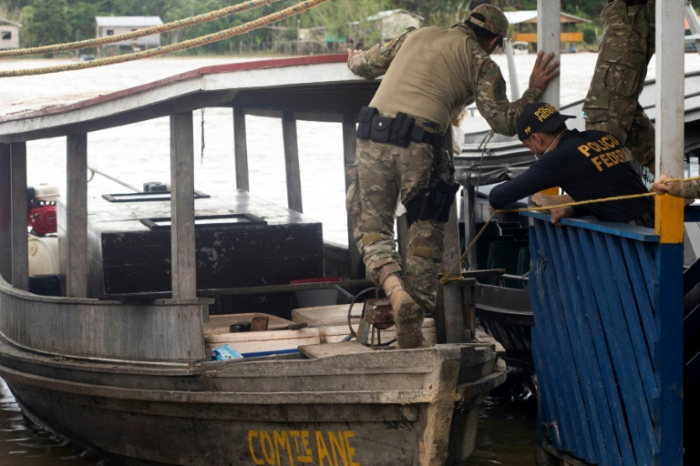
[521,212,659,242]
[582,229,658,463]
[566,227,635,466]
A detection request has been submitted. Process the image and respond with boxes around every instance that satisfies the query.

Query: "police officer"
[583,0,655,172]
[346,5,560,348]
[489,102,654,227]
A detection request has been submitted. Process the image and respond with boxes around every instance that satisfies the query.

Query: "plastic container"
[290,278,340,308]
[27,234,60,276]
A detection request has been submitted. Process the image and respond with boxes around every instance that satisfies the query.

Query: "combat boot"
[382,274,424,349]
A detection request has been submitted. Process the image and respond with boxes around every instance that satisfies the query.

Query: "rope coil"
[439,174,699,285]
[0,0,283,58]
[0,0,330,78]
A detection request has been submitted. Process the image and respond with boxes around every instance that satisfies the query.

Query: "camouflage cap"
[467,4,509,38]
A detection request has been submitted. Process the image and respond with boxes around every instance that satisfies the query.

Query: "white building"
[0,17,22,50]
[363,9,423,42]
[95,16,163,50]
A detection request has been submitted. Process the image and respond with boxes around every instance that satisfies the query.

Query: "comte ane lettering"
[248,429,361,466]
[577,135,630,172]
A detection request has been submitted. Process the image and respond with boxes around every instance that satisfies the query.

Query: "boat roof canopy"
[0,55,379,143]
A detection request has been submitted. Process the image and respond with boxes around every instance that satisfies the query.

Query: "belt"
[410,125,444,147]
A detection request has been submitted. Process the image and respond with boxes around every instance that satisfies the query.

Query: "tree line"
[0,0,612,55]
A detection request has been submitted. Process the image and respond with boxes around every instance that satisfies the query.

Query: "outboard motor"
[27,184,60,236]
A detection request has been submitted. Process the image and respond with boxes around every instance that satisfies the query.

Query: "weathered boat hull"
[0,337,504,466]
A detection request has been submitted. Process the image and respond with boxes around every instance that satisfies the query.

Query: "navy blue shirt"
[489,129,654,224]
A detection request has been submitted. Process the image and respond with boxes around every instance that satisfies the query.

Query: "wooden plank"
[620,239,658,345]
[282,111,302,213]
[522,212,659,242]
[10,142,28,291]
[654,243,684,465]
[342,113,363,280]
[549,224,616,465]
[170,112,196,300]
[0,143,11,283]
[528,227,567,451]
[233,107,249,191]
[537,0,561,107]
[578,229,657,463]
[530,223,590,457]
[566,227,636,465]
[66,133,88,298]
[442,192,466,343]
[299,341,374,359]
[463,187,477,270]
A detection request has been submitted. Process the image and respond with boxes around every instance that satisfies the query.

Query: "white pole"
[537,0,561,107]
[503,38,521,100]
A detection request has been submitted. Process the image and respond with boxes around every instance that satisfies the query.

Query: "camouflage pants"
[346,138,445,312]
[583,0,655,169]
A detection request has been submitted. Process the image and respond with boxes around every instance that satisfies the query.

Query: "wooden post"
[0,143,11,283]
[233,107,250,192]
[463,186,477,270]
[282,111,303,213]
[342,113,364,279]
[10,142,28,291]
[170,112,197,300]
[441,130,468,343]
[653,1,684,463]
[66,134,88,298]
[537,0,561,108]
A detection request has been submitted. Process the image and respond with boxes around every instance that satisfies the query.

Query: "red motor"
[28,204,57,236]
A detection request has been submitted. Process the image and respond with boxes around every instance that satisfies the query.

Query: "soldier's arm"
[347,28,416,80]
[474,60,543,136]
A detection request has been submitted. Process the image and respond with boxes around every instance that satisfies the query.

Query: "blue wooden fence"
[524,212,684,466]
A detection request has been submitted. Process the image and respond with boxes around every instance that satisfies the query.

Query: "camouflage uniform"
[583,0,655,169]
[346,7,542,321]
[679,180,700,200]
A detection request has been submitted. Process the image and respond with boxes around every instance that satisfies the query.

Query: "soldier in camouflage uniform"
[346,4,560,348]
[583,0,655,171]
[652,174,700,200]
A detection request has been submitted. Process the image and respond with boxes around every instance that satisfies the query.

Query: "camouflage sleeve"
[473,59,543,137]
[347,28,416,80]
[681,180,700,200]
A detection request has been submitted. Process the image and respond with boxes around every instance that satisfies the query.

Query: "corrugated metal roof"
[95,16,163,28]
[0,17,22,27]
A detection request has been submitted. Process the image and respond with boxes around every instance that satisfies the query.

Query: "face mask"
[533,130,567,159]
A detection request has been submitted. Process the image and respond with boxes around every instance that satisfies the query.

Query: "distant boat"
[512,41,530,55]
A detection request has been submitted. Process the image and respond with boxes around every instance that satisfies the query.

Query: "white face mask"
[533,130,568,159]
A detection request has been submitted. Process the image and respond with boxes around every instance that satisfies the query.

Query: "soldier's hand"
[651,174,683,198]
[550,205,574,226]
[528,51,560,92]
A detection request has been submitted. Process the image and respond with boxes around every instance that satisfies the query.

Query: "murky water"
[1,52,699,465]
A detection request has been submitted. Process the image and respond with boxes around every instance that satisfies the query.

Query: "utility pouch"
[370,115,393,143]
[390,112,415,147]
[356,107,378,140]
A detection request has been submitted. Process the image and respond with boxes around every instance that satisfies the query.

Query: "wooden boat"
[0,55,506,465]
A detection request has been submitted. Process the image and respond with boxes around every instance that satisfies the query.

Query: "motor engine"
[27,184,60,236]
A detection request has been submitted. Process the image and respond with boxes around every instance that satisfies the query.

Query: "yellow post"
[655,195,684,244]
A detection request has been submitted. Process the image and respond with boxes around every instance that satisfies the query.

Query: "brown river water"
[1,52,698,465]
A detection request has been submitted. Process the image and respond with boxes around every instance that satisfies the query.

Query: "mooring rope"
[0,0,329,78]
[439,174,700,285]
[0,0,283,58]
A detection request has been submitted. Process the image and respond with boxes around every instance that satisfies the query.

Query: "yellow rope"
[0,0,283,58]
[0,0,329,78]
[439,174,699,285]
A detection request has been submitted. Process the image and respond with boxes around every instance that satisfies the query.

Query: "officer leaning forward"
[345,4,560,348]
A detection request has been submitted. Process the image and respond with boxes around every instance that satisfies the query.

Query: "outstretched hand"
[550,205,574,226]
[528,51,560,93]
[651,174,682,198]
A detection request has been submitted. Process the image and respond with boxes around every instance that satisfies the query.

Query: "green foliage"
[27,0,70,48]
[583,26,597,44]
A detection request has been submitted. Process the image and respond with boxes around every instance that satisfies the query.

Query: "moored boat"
[0,55,506,465]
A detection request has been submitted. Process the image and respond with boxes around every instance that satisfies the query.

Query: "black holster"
[405,176,460,226]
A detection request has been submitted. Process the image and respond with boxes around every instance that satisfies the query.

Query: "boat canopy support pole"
[537,0,561,107]
[282,111,303,213]
[441,129,470,343]
[342,113,364,279]
[170,112,197,300]
[0,143,11,283]
[10,142,28,291]
[233,107,250,192]
[66,133,88,298]
[654,0,685,463]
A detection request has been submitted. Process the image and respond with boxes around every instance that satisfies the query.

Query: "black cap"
[517,102,575,141]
